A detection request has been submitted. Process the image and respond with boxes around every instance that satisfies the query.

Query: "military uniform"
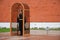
[17,13,23,35]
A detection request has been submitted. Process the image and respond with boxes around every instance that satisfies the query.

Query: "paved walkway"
[0,30,60,40]
[30,30,60,36]
[0,35,60,40]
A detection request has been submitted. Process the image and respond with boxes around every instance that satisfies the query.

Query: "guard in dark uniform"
[17,10,23,36]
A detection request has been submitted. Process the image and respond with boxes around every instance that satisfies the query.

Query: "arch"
[10,3,30,36]
[11,3,23,22]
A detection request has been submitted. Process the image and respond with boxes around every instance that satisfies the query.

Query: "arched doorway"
[10,3,30,36]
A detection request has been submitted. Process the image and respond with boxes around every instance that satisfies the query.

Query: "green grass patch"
[49,28,60,30]
[30,27,39,30]
[0,28,10,32]
[30,27,60,30]
[30,27,45,30]
[39,28,45,30]
[12,28,17,31]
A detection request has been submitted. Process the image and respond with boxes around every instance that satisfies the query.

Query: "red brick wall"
[0,0,60,22]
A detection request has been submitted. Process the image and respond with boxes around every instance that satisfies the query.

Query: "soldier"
[17,9,23,36]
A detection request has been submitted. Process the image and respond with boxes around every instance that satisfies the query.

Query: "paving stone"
[0,35,60,40]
